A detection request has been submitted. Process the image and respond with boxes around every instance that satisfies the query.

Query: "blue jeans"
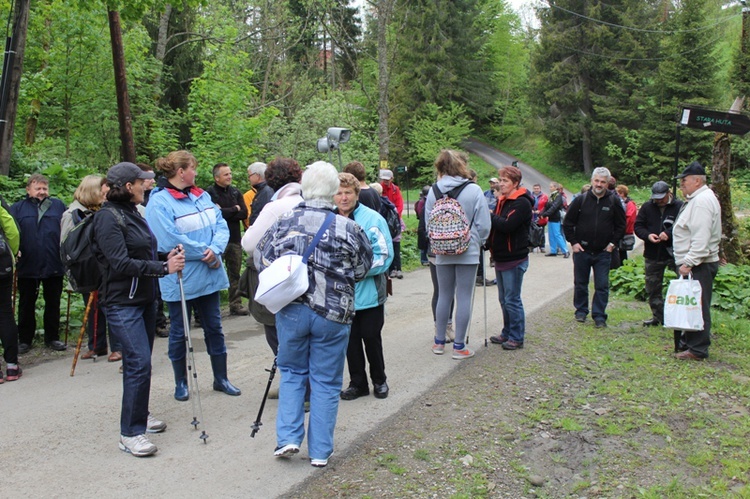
[547,222,567,254]
[573,250,612,322]
[275,303,350,461]
[166,291,226,361]
[495,259,529,343]
[105,302,156,436]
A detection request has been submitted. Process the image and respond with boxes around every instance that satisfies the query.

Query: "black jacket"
[540,191,564,222]
[633,196,683,261]
[93,202,167,307]
[489,189,533,263]
[249,182,274,225]
[206,183,247,244]
[563,190,625,252]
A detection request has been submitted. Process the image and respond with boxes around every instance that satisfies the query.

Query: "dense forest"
[0,0,748,192]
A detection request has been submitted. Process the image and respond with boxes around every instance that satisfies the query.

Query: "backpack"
[428,182,472,255]
[379,196,402,239]
[60,206,125,293]
[528,221,545,248]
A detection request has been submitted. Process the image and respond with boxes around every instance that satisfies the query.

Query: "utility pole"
[0,0,31,176]
[108,10,136,163]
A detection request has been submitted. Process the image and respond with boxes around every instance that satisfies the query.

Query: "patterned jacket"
[255,199,373,324]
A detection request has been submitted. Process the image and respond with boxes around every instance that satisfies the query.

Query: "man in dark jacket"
[207,163,248,315]
[563,167,626,328]
[634,181,683,327]
[10,174,67,353]
[249,162,274,225]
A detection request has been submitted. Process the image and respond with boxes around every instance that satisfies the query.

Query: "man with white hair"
[563,167,625,328]
[671,161,721,361]
[255,161,373,468]
[243,162,265,228]
[248,161,273,225]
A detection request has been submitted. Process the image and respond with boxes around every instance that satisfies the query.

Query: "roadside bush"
[610,257,750,320]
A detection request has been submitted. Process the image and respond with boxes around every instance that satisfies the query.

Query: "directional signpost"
[674,106,750,191]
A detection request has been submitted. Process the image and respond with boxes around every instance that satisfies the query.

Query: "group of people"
[0,149,723,467]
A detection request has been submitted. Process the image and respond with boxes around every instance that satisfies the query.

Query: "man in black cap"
[634,180,683,326]
[671,161,721,360]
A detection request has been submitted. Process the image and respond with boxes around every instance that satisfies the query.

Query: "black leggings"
[0,275,19,364]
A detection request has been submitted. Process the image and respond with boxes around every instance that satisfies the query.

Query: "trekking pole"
[177,270,208,444]
[12,269,17,316]
[64,290,72,345]
[250,358,277,438]
[70,292,96,376]
[466,266,478,345]
[92,292,99,361]
[483,250,488,348]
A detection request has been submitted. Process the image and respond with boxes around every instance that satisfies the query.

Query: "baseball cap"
[675,161,706,179]
[650,181,670,200]
[106,162,155,187]
[379,169,393,180]
[489,177,499,184]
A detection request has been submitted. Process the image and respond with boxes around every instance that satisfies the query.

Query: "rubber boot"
[210,354,241,396]
[172,358,189,401]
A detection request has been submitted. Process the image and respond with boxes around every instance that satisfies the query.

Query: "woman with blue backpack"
[424,150,490,360]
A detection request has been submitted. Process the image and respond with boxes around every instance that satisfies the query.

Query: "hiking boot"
[5,365,22,382]
[230,307,248,316]
[452,346,475,360]
[146,414,167,434]
[119,434,157,457]
[594,320,607,328]
[274,444,300,458]
[155,326,169,338]
[432,342,445,355]
[501,340,524,350]
[394,270,403,279]
[18,343,31,355]
[575,314,586,323]
[489,335,508,345]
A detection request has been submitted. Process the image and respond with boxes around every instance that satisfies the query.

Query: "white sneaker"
[146,414,167,434]
[274,443,300,458]
[311,452,333,468]
[119,434,157,457]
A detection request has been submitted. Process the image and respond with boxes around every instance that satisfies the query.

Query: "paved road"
[2,144,581,498]
[464,138,576,199]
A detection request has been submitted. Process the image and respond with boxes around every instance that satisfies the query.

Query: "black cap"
[650,181,670,200]
[106,162,155,187]
[675,161,706,179]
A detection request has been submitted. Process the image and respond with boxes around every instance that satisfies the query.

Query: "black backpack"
[379,196,402,239]
[60,206,125,293]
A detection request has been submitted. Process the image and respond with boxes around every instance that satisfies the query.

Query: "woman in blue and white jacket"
[145,150,241,402]
[424,150,491,360]
[335,172,394,401]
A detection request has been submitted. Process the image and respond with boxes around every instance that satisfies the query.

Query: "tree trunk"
[376,0,394,172]
[155,4,172,62]
[108,10,136,163]
[712,133,742,263]
[0,0,31,176]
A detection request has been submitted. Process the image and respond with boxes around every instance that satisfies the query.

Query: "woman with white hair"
[255,161,373,468]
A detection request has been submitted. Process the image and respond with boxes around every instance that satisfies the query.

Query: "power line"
[547,2,741,34]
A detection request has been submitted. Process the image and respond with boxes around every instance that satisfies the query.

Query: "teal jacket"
[145,185,230,302]
[350,203,393,311]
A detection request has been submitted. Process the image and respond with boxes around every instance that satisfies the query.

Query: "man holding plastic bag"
[669,162,721,361]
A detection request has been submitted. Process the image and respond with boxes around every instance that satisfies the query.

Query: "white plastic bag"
[663,275,704,331]
[254,254,309,314]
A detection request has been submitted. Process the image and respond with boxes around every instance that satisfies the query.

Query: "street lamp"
[316,127,351,170]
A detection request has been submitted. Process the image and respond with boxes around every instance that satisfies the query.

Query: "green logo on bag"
[667,295,698,306]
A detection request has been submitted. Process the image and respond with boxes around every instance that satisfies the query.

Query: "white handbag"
[663,274,704,331]
[255,213,334,314]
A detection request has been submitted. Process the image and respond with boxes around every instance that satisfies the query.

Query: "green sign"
[395,165,407,173]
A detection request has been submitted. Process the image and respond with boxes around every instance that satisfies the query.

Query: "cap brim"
[139,171,156,180]
[651,192,667,199]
